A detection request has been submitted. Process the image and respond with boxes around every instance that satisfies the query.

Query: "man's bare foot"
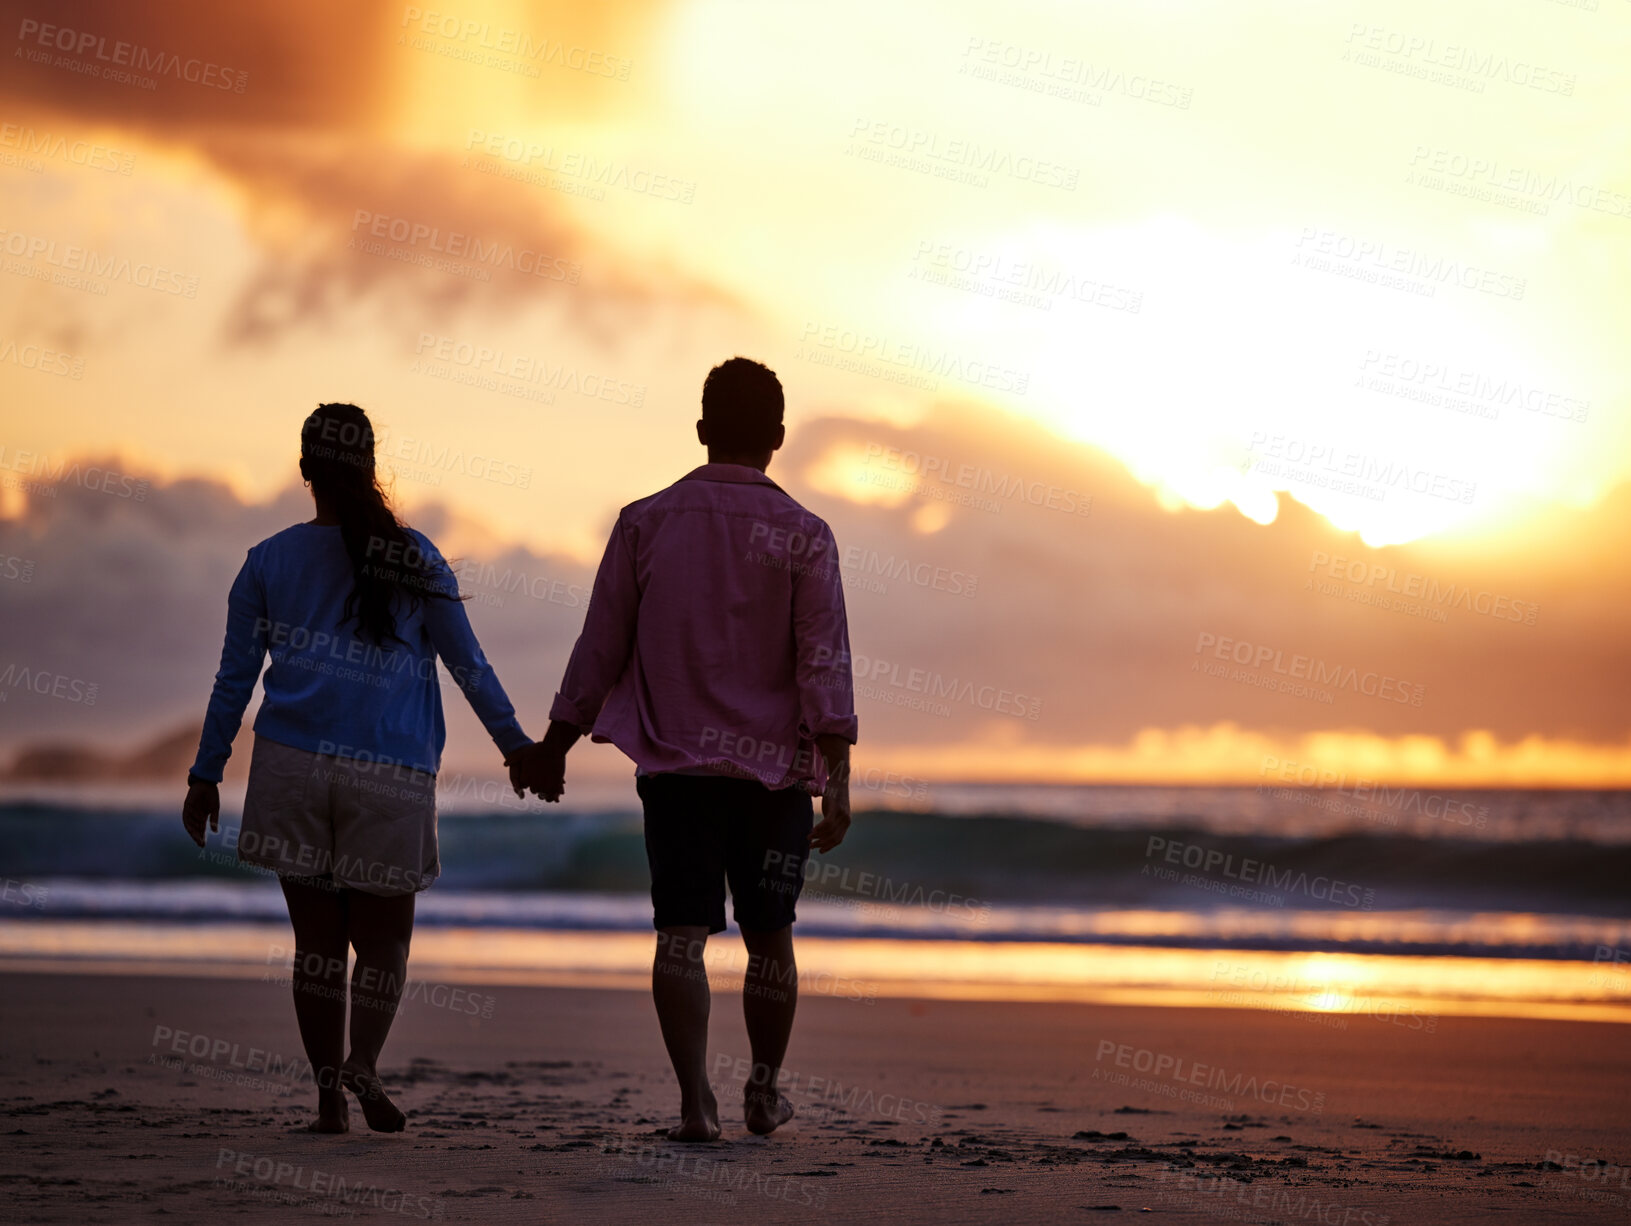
[668,1086,721,1142]
[339,1060,406,1133]
[744,1089,795,1136]
[306,1090,349,1133]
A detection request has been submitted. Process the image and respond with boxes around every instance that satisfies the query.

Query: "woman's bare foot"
[306,1089,349,1133]
[668,1086,721,1142]
[744,1089,795,1136]
[339,1060,406,1133]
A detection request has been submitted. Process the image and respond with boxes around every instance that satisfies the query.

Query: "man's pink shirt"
[549,464,858,792]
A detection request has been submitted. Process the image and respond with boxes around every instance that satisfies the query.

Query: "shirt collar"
[680,463,782,488]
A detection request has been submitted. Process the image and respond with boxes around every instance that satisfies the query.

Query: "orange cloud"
[869,723,1631,788]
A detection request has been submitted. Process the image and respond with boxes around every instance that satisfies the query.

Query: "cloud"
[2,406,1627,781]
[775,403,1631,751]
[0,0,736,344]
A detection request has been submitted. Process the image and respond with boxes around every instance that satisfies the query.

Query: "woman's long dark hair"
[300,403,462,647]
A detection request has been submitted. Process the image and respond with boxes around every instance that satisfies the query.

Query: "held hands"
[182,780,220,848]
[506,741,567,803]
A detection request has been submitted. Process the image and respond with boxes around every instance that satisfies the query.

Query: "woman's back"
[192,521,524,781]
[248,522,445,767]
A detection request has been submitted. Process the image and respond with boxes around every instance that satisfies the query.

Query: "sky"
[1,0,1628,785]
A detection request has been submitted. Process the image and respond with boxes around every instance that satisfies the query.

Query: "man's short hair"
[702,357,784,451]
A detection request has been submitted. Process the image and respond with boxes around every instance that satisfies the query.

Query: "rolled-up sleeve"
[792,522,858,744]
[550,515,640,732]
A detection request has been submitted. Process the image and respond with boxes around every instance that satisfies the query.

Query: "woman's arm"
[190,552,270,783]
[418,550,531,761]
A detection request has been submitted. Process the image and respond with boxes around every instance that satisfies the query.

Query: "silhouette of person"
[510,358,858,1140]
[181,402,535,1134]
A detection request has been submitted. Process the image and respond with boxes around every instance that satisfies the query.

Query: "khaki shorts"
[238,735,439,896]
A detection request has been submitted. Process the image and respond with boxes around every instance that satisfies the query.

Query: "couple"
[181,358,857,1142]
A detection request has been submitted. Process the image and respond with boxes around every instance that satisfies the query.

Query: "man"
[513,357,858,1141]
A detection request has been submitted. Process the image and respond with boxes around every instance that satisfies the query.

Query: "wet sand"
[2,969,1627,1223]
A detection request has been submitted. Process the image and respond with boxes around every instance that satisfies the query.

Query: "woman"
[181,403,533,1134]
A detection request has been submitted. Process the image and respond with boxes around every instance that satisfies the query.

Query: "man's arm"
[792,522,858,851]
[809,733,851,853]
[516,516,639,801]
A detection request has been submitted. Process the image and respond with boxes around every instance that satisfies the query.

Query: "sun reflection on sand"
[2,920,1625,1024]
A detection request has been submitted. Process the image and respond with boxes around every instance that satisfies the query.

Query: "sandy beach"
[2,969,1626,1224]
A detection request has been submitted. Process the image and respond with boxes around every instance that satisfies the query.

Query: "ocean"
[2,783,1627,1023]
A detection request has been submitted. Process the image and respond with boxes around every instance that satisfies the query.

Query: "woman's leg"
[278,875,350,1132]
[339,888,416,1132]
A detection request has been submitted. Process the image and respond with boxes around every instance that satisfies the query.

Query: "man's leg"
[653,924,720,1141]
[726,780,814,1137]
[278,875,350,1133]
[741,923,799,1135]
[340,888,415,1132]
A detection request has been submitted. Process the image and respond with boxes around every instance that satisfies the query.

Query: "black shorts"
[637,772,814,934]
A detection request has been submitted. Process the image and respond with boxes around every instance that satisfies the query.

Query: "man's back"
[549,463,857,791]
